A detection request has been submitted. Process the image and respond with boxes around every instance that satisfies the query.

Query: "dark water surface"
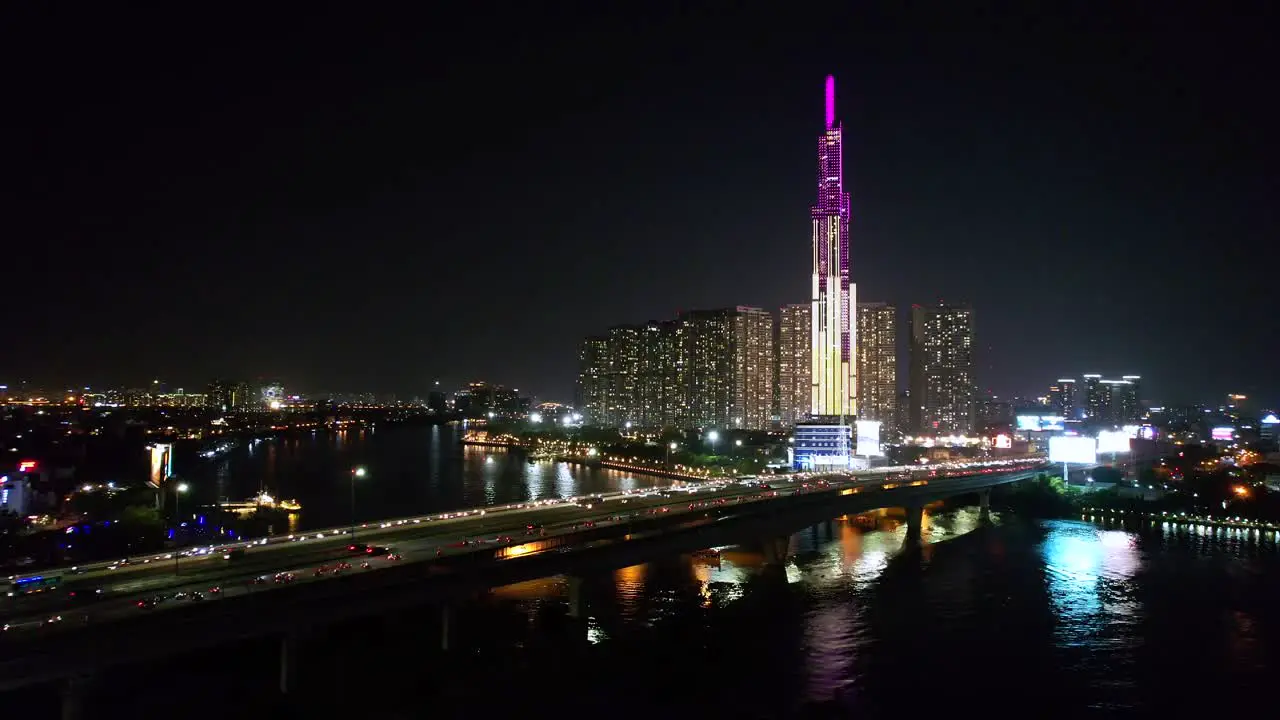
[183,424,660,530]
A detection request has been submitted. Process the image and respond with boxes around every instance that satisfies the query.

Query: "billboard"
[1211,427,1234,441]
[1049,436,1097,464]
[855,420,883,457]
[1096,430,1131,454]
[1016,415,1065,431]
[148,443,173,488]
[994,433,1012,449]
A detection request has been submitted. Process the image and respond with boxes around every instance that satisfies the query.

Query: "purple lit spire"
[824,75,836,130]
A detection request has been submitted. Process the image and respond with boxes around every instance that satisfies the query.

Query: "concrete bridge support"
[903,504,924,549]
[279,632,299,695]
[978,489,991,523]
[566,575,585,619]
[761,535,791,565]
[61,673,92,720]
[440,604,454,651]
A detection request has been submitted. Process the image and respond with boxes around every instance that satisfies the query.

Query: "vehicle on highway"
[66,588,104,604]
[387,553,402,561]
[7,574,61,597]
[136,598,161,610]
[223,548,246,561]
[346,543,389,555]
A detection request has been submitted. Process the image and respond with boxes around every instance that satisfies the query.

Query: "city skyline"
[5,6,1276,407]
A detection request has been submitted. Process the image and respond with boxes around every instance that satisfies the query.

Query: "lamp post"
[666,442,678,470]
[707,430,719,453]
[350,466,367,540]
[174,482,189,575]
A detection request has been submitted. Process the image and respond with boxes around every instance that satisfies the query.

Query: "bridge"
[0,457,1049,717]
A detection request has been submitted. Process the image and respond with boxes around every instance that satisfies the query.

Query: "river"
[183,424,662,531]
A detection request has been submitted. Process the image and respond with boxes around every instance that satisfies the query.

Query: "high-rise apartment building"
[1047,378,1077,419]
[908,303,975,435]
[604,325,641,426]
[730,307,774,430]
[575,336,609,424]
[777,303,811,427]
[1082,374,1141,425]
[575,307,774,430]
[809,75,856,419]
[856,302,897,431]
[680,310,734,429]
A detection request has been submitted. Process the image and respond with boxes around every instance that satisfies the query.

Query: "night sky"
[6,5,1277,406]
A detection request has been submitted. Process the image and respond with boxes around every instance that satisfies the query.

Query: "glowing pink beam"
[824,75,836,129]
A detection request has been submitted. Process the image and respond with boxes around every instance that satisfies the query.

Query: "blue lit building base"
[791,423,853,471]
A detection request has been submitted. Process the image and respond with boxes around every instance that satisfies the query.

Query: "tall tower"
[810,75,855,420]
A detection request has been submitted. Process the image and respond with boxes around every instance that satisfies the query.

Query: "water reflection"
[1043,523,1142,647]
[103,505,1280,718]
[185,425,664,530]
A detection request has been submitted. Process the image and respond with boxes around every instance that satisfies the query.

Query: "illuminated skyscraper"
[577,308,772,430]
[777,304,811,427]
[1048,378,1077,419]
[810,75,855,419]
[730,307,774,430]
[908,303,975,434]
[856,302,897,431]
[575,336,609,424]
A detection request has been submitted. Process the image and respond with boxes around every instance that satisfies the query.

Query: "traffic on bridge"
[1,456,1047,640]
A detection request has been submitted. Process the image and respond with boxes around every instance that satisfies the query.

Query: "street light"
[350,466,367,540]
[666,442,678,469]
[735,439,743,447]
[174,482,189,575]
[707,430,719,452]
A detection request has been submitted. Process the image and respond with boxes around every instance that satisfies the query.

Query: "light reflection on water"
[1043,524,1142,658]
[477,507,1280,715]
[187,425,665,530]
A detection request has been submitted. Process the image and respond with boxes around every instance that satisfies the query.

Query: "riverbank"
[460,439,714,483]
[1081,506,1280,534]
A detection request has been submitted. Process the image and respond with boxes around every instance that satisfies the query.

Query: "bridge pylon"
[902,504,924,549]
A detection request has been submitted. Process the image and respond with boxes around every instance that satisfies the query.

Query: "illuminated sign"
[1262,414,1279,425]
[855,420,883,457]
[994,434,1012,449]
[17,461,37,473]
[261,385,284,408]
[1096,430,1131,454]
[1211,427,1234,441]
[1138,425,1157,440]
[148,444,173,487]
[1049,436,1097,464]
[1016,415,1065,431]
